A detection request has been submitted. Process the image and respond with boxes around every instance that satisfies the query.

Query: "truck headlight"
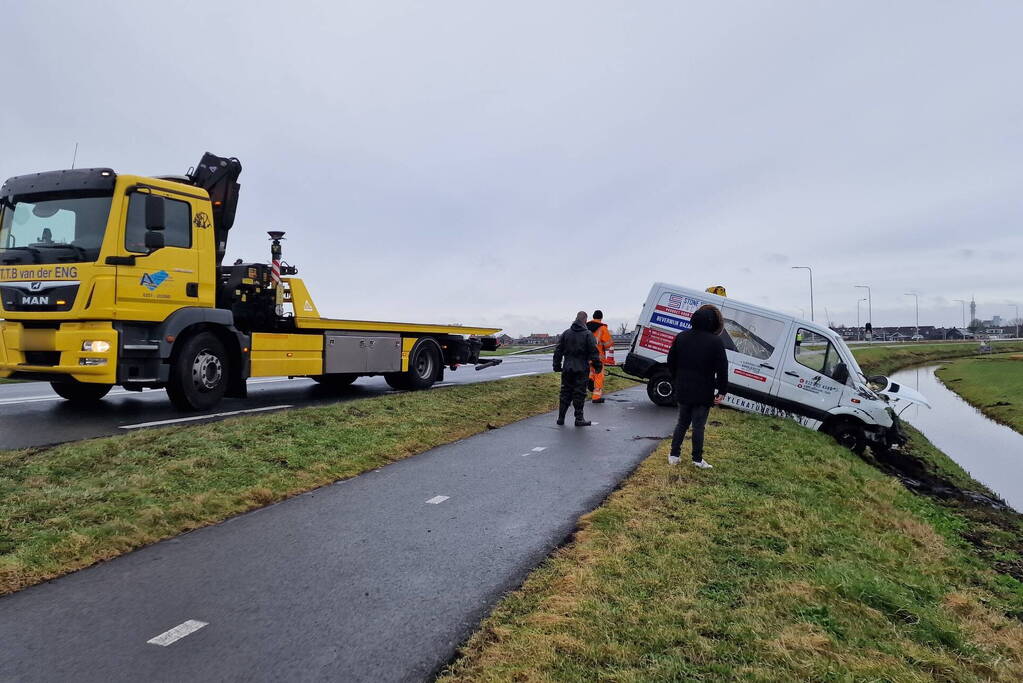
[82,341,111,353]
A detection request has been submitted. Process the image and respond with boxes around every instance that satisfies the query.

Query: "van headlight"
[82,341,111,353]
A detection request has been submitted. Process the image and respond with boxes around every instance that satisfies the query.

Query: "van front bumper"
[865,409,908,451]
[0,321,118,384]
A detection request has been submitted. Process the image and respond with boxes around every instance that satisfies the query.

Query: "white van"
[622,282,929,454]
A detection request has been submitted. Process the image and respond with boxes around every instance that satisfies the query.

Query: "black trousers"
[670,402,711,461]
[558,369,588,419]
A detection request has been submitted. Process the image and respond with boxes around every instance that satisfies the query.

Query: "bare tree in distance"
[616,322,630,335]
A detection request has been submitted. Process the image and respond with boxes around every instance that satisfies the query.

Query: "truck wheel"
[166,332,228,411]
[646,370,676,407]
[51,380,112,404]
[386,340,440,391]
[313,374,358,389]
[829,420,866,455]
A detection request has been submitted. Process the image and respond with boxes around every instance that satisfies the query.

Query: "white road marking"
[531,446,546,452]
[520,453,531,457]
[425,495,449,504]
[119,405,293,430]
[147,619,208,646]
[501,372,539,378]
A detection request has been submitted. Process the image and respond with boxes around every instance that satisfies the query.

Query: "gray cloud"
[3,1,1021,334]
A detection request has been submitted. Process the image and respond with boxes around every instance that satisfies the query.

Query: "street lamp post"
[792,266,814,322]
[857,298,866,340]
[1013,303,1020,339]
[905,292,919,338]
[855,285,872,339]
[953,299,967,332]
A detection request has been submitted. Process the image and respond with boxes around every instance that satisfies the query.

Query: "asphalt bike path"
[0,354,557,450]
[0,384,675,682]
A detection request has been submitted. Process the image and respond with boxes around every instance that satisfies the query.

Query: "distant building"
[495,334,515,347]
[516,333,556,346]
[947,328,975,340]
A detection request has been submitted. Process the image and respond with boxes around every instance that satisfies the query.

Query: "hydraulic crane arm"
[186,152,242,268]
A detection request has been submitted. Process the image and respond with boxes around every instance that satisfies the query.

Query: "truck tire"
[51,380,112,404]
[829,420,866,455]
[646,370,676,407]
[166,331,229,411]
[385,339,440,391]
[313,374,358,390]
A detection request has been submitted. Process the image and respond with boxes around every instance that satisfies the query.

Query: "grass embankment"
[0,373,636,596]
[443,344,1023,680]
[936,355,1023,434]
[852,341,1023,377]
[443,410,1023,681]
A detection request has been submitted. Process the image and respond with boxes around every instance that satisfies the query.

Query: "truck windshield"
[0,193,113,265]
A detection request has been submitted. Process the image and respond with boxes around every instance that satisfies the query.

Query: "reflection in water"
[890,364,1023,511]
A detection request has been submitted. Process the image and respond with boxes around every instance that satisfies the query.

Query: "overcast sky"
[4,1,1021,335]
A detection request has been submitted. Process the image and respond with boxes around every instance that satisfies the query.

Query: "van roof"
[651,281,839,339]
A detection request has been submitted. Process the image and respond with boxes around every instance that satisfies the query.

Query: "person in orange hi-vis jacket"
[586,310,616,403]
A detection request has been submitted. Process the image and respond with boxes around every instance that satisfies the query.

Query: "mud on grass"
[0,373,637,596]
[441,410,1023,681]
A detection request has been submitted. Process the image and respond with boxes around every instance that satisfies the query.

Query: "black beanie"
[593,310,603,320]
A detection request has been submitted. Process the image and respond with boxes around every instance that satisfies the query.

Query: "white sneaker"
[692,459,713,469]
[667,455,680,465]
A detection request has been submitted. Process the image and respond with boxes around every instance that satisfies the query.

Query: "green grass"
[0,373,637,596]
[442,410,1023,681]
[936,354,1023,434]
[852,341,1023,377]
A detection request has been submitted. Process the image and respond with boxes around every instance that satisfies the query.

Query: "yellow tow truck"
[0,153,500,410]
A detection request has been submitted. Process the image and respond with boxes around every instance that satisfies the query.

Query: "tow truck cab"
[623,282,929,454]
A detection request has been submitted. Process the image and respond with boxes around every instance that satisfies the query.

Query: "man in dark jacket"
[553,311,602,426]
[666,305,729,468]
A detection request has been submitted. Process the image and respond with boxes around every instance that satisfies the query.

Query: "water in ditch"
[889,364,1023,511]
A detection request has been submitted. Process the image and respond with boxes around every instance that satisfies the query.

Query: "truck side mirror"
[145,194,165,230]
[144,194,165,252]
[145,230,165,250]
[832,362,849,385]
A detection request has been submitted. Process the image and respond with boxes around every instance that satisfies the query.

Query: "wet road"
[0,353,559,450]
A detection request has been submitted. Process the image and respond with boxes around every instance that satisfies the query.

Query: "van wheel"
[166,332,228,411]
[386,340,441,391]
[829,421,866,455]
[51,381,112,404]
[646,370,676,407]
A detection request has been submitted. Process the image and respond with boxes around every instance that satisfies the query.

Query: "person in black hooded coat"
[665,305,729,467]
[553,311,602,426]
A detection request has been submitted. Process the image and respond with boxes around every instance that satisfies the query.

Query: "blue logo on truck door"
[140,270,169,291]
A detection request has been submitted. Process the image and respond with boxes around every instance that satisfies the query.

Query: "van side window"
[794,328,842,378]
[125,194,192,253]
[719,306,786,360]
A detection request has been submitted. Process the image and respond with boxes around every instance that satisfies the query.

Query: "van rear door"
[774,327,845,421]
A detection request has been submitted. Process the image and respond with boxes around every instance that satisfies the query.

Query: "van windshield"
[0,193,113,265]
